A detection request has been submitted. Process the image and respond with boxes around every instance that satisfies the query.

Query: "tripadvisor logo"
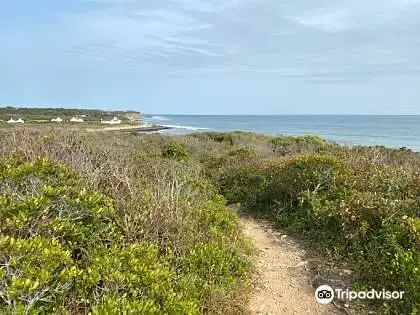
[315,285,404,304]
[315,285,334,304]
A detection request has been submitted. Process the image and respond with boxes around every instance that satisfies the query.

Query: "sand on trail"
[241,216,341,315]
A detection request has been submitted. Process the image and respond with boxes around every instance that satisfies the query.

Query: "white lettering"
[316,285,403,305]
[349,291,358,301]
[391,292,400,299]
[358,291,366,299]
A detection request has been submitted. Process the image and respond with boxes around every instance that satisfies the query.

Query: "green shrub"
[176,195,252,313]
[205,132,234,145]
[180,242,250,313]
[198,195,241,241]
[78,244,199,315]
[0,155,251,314]
[0,155,120,249]
[162,142,190,162]
[219,166,266,207]
[271,135,330,156]
[272,154,348,199]
[202,148,261,194]
[253,155,349,221]
[0,236,76,314]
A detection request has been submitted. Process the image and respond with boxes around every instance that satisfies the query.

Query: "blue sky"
[1,0,420,114]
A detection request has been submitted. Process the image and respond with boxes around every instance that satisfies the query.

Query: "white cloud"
[59,5,233,64]
[291,9,350,32]
[2,0,420,82]
[290,0,420,32]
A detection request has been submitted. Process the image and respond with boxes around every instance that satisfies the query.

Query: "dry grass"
[0,126,253,314]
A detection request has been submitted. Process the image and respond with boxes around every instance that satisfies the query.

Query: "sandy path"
[241,216,340,315]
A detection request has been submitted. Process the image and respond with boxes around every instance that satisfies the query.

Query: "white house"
[70,117,84,123]
[51,117,63,123]
[7,118,24,124]
[101,117,121,125]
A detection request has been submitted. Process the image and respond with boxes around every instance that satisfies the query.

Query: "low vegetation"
[0,125,418,314]
[0,128,252,314]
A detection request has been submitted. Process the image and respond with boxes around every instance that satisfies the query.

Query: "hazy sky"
[1,0,420,114]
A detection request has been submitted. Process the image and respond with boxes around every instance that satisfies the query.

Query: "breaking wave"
[161,124,209,130]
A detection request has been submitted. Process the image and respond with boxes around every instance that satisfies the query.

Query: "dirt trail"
[241,216,340,315]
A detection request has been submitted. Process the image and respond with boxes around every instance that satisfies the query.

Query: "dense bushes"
[0,157,186,313]
[270,135,331,156]
[1,128,419,314]
[0,156,119,248]
[162,142,190,162]
[0,131,252,314]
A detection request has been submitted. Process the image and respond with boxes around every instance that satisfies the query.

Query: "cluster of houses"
[6,116,122,125]
[7,118,25,124]
[100,117,121,125]
[69,116,83,123]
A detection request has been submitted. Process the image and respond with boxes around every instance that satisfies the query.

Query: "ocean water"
[143,115,420,152]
